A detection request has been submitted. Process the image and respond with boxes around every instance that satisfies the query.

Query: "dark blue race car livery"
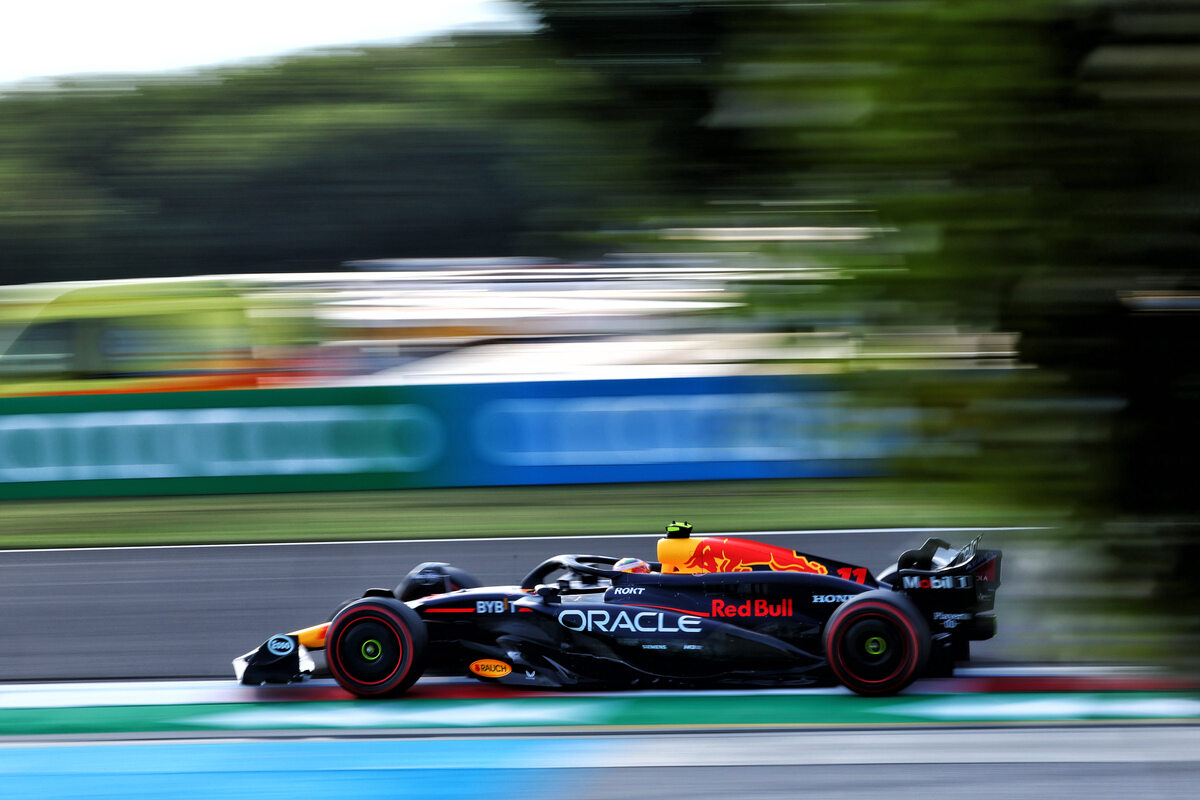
[235,522,1001,696]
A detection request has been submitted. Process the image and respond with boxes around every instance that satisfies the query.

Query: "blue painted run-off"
[0,739,611,800]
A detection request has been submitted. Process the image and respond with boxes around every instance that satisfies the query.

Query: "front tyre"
[823,590,930,696]
[326,598,427,698]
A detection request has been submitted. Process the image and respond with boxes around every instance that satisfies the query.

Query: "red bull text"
[710,598,794,617]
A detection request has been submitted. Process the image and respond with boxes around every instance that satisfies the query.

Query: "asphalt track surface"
[0,527,1029,681]
[2,528,1190,800]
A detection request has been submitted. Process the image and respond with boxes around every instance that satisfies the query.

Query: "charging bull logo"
[766,552,828,574]
[683,538,828,575]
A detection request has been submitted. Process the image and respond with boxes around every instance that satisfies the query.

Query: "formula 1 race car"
[234,523,1001,696]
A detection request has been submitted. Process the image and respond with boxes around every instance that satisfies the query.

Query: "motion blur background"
[1,0,1198,670]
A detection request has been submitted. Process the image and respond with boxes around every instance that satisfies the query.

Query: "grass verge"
[0,478,1060,549]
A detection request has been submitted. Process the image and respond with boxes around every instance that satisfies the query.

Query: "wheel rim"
[839,617,906,683]
[337,618,403,684]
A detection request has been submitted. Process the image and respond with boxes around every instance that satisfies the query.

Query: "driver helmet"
[613,557,651,574]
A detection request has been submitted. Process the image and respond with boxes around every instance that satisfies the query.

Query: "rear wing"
[881,535,1002,613]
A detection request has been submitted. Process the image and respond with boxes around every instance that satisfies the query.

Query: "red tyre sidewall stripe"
[827,601,919,688]
[329,605,414,695]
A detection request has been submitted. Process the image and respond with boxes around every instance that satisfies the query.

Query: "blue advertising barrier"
[0,375,911,498]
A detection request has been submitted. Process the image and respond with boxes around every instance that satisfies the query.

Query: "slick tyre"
[326,598,427,698]
[329,597,358,621]
[823,590,930,696]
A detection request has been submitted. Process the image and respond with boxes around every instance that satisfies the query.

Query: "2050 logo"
[557,609,702,634]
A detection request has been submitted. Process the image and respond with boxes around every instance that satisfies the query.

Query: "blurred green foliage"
[0,35,664,280]
[528,0,1198,512]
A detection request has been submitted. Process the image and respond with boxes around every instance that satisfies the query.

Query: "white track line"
[1,527,1044,555]
[0,664,1152,710]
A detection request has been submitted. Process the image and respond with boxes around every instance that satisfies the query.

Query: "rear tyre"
[823,590,930,696]
[326,598,427,698]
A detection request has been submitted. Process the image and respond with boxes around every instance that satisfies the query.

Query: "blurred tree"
[524,0,744,189]
[525,0,1196,500]
[0,35,662,282]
